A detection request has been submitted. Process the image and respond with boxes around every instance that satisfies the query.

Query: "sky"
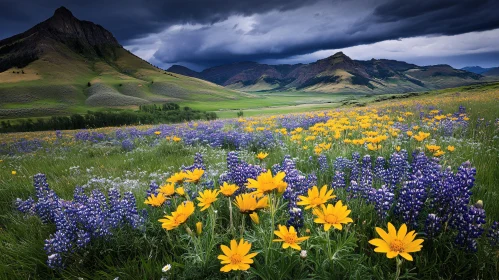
[1,0,499,71]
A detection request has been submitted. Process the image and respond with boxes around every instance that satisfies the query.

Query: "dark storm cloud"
[362,0,499,37]
[0,0,316,41]
[1,0,499,69]
[144,0,499,68]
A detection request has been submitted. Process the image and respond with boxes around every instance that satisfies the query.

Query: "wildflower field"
[1,83,499,279]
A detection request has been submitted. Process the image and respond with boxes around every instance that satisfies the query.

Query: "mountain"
[168,52,484,93]
[0,7,251,119]
[482,67,499,76]
[461,66,496,74]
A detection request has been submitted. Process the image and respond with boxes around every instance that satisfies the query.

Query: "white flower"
[300,250,307,259]
[162,264,172,273]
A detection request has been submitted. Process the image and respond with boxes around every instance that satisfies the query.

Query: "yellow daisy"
[144,193,167,207]
[368,222,424,261]
[313,200,353,231]
[158,183,175,197]
[234,193,269,213]
[167,172,186,184]
[197,189,220,211]
[185,168,204,184]
[297,185,336,209]
[247,170,287,194]
[256,152,269,160]
[273,225,309,250]
[219,182,239,197]
[158,201,195,230]
[218,239,258,272]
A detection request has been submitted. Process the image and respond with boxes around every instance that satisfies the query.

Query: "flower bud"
[475,200,483,209]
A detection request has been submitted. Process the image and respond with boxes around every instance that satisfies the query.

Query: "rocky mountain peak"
[53,6,75,19]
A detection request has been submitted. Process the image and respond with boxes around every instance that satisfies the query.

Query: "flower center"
[390,239,404,252]
[230,253,242,264]
[284,234,297,244]
[325,214,339,224]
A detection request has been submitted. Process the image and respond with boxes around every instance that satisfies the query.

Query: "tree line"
[0,103,217,133]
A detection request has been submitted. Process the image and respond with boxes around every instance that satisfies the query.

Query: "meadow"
[0,83,499,279]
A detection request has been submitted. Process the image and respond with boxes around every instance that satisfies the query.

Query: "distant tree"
[87,82,91,87]
[237,110,244,117]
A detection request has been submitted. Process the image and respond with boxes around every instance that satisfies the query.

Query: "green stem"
[326,230,333,262]
[241,213,246,238]
[205,207,216,266]
[394,257,403,280]
[229,197,234,234]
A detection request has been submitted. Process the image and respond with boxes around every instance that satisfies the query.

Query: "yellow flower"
[158,201,195,230]
[234,193,269,213]
[425,144,441,153]
[247,170,287,194]
[185,168,204,184]
[406,131,413,137]
[197,189,220,211]
[447,145,455,152]
[396,146,401,152]
[297,185,336,210]
[367,143,381,151]
[154,131,161,135]
[158,183,175,196]
[167,172,186,184]
[144,193,167,207]
[196,222,203,235]
[413,131,430,142]
[11,170,17,175]
[175,187,186,196]
[249,212,259,224]
[219,182,239,197]
[218,239,258,272]
[433,150,445,157]
[368,222,424,261]
[273,225,310,250]
[256,152,269,160]
[313,200,353,231]
[173,136,182,142]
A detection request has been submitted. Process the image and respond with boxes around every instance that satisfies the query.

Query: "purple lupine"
[454,205,486,252]
[395,170,427,228]
[121,139,134,151]
[360,155,373,199]
[145,181,159,198]
[331,171,346,189]
[16,174,144,269]
[182,152,206,172]
[220,151,264,194]
[372,186,394,220]
[424,213,442,238]
[333,156,352,171]
[318,154,329,172]
[488,221,499,247]
[274,156,316,229]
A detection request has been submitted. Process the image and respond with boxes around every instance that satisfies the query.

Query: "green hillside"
[0,44,254,119]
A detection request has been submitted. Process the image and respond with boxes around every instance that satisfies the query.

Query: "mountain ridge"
[168,52,486,93]
[461,66,499,76]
